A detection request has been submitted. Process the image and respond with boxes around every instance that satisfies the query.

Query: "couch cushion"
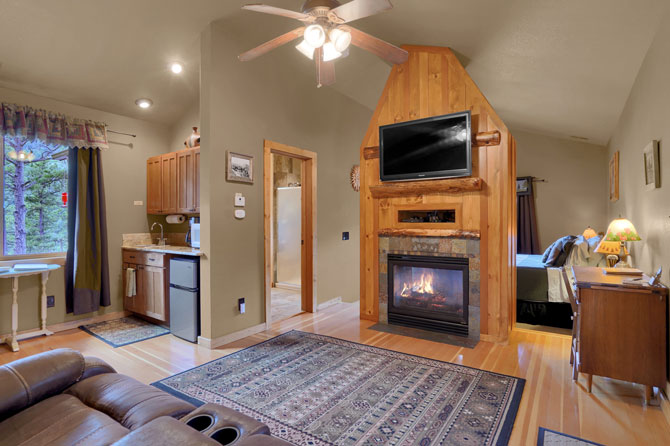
[65,373,195,430]
[0,394,129,446]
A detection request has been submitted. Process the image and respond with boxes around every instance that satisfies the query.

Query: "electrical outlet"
[342,232,349,241]
[46,295,55,308]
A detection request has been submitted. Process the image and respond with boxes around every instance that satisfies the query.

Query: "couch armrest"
[111,416,221,446]
[0,348,86,422]
[81,356,116,380]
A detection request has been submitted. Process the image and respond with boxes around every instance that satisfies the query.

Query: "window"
[2,135,68,257]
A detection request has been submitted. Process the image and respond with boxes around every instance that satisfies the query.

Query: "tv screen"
[380,111,472,182]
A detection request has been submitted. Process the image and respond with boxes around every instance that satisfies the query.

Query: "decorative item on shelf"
[595,217,640,267]
[184,127,200,148]
[609,151,619,201]
[226,151,254,184]
[582,226,598,240]
[350,164,360,192]
[643,140,660,190]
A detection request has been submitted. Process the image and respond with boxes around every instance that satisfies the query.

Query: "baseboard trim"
[198,322,267,349]
[0,310,129,340]
[317,296,342,311]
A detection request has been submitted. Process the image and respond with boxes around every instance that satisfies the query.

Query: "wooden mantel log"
[378,228,481,239]
[363,130,502,161]
[369,177,483,198]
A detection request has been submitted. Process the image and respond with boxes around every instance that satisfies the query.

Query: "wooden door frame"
[264,140,317,328]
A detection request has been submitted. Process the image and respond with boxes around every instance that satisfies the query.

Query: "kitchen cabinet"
[122,250,168,322]
[147,147,199,215]
[146,156,162,214]
[161,152,178,214]
[177,147,199,214]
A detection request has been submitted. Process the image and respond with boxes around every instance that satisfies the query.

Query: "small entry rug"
[153,330,525,445]
[80,316,169,347]
[537,428,604,446]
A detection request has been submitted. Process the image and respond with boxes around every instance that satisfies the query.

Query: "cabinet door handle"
[148,258,156,261]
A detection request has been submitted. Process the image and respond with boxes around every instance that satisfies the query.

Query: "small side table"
[0,264,61,352]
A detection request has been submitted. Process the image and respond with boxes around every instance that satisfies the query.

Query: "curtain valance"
[0,103,109,149]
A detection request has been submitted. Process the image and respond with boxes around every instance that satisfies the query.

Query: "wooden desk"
[572,266,668,404]
[0,265,61,352]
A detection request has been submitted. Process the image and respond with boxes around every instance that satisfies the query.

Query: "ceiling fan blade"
[344,26,408,65]
[328,0,392,24]
[238,27,305,62]
[242,4,315,22]
[315,48,336,88]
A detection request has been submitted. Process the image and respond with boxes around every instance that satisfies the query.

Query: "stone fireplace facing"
[379,235,480,343]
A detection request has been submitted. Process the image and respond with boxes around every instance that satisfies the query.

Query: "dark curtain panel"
[517,176,540,254]
[66,147,110,314]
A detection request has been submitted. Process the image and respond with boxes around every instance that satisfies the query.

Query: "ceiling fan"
[238,0,408,87]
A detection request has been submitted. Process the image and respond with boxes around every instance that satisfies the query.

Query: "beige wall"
[0,86,171,334]
[607,13,670,282]
[515,130,609,251]
[200,14,372,340]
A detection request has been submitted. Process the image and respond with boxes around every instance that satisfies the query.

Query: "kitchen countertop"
[122,244,203,257]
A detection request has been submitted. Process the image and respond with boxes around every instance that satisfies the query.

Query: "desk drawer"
[123,250,165,267]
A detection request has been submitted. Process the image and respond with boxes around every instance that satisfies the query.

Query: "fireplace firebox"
[387,254,469,336]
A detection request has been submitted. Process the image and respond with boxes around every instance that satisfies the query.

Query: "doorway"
[263,140,316,326]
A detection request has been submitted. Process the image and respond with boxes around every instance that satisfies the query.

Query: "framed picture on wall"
[609,151,619,202]
[227,151,254,184]
[643,140,660,190]
[516,177,531,196]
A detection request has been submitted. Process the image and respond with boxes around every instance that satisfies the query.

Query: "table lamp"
[595,217,641,267]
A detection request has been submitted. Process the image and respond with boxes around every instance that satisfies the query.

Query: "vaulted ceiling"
[0,0,667,144]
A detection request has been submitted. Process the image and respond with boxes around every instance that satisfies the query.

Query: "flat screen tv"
[379,111,471,182]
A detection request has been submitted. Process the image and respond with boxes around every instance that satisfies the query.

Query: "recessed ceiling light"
[135,98,153,109]
[170,62,183,74]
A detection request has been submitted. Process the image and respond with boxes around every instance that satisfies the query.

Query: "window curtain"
[517,176,540,254]
[66,147,110,314]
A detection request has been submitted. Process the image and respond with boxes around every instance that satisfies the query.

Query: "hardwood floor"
[1,302,668,446]
[271,286,302,322]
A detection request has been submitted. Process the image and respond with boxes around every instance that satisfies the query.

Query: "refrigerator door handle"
[170,283,198,292]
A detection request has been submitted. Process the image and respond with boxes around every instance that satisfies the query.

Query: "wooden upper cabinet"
[194,147,200,213]
[147,148,199,215]
[147,156,162,214]
[177,148,198,214]
[161,153,178,214]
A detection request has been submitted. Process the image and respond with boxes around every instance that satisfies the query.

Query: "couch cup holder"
[210,427,240,445]
[185,414,215,432]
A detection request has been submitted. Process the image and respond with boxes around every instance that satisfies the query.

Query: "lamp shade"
[604,218,641,242]
[595,240,629,256]
[582,226,598,240]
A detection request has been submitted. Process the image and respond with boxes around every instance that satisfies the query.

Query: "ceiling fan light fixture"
[322,41,342,62]
[296,40,315,60]
[304,24,326,48]
[329,27,352,52]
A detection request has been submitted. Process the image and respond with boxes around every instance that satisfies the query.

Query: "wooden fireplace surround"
[359,46,517,343]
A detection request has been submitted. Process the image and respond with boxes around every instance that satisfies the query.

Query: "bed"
[516,236,607,328]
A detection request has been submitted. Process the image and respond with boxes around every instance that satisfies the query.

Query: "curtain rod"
[107,129,136,138]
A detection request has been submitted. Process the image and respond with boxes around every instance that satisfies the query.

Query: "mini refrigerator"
[169,257,200,342]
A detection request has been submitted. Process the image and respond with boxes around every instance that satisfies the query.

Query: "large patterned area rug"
[537,428,604,446]
[80,316,169,347]
[153,331,525,445]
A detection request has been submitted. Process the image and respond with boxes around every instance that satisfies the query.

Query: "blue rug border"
[79,317,170,348]
[537,427,604,446]
[151,329,526,445]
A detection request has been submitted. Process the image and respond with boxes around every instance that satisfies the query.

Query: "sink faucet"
[151,222,166,246]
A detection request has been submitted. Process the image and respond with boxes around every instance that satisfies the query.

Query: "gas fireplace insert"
[387,254,469,336]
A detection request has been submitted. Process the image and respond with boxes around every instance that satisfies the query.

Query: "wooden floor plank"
[0,302,667,446]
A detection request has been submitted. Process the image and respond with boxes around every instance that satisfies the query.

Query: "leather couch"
[0,349,292,446]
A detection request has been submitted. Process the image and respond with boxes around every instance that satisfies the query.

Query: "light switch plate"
[134,201,144,206]
[234,193,245,207]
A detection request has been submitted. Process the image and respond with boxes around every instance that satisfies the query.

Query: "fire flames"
[400,272,435,297]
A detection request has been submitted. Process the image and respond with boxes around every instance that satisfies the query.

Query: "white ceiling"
[0,0,667,144]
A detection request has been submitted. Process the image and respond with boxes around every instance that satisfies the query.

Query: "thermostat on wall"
[234,209,246,219]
